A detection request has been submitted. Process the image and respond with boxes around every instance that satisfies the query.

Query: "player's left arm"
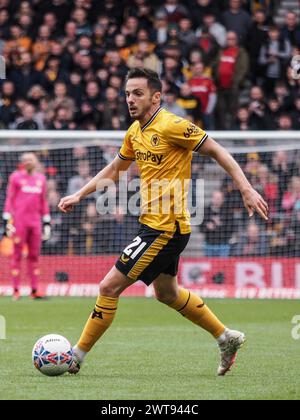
[167,118,268,220]
[41,177,51,241]
[199,137,269,221]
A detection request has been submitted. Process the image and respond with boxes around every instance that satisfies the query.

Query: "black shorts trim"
[115,223,190,286]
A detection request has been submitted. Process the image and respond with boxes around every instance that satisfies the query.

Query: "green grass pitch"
[0,297,300,400]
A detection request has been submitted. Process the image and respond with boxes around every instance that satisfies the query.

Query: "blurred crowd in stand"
[0,0,299,131]
[1,0,300,256]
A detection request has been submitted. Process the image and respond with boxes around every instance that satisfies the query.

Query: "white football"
[32,334,74,376]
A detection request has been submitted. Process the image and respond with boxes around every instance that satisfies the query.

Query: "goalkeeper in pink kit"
[2,153,51,300]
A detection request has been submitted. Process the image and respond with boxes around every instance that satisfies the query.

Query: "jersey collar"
[141,107,163,132]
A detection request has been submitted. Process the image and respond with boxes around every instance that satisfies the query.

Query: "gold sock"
[77,296,119,352]
[168,288,225,338]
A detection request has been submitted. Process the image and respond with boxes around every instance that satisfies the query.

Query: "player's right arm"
[58,155,133,214]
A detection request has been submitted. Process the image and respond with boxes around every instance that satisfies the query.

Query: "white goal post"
[1,130,300,153]
[0,130,300,299]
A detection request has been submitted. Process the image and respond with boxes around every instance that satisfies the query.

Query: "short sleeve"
[118,131,135,161]
[167,118,208,152]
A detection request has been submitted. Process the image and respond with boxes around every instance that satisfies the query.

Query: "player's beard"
[133,103,153,122]
[129,107,139,118]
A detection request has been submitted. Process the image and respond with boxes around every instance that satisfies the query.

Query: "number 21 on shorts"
[123,236,147,260]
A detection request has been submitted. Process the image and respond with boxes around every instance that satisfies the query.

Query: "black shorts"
[115,223,190,286]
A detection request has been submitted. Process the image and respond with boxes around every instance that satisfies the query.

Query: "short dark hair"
[125,68,162,93]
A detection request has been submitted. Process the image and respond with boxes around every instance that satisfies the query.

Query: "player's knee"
[27,250,39,260]
[99,281,115,297]
[155,289,178,305]
[28,255,39,262]
[99,278,122,298]
[12,255,22,263]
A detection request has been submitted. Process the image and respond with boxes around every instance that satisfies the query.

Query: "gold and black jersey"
[118,107,208,234]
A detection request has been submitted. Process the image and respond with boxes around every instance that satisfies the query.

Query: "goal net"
[0,130,300,299]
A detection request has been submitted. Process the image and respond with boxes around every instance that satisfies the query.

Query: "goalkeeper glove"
[2,213,16,238]
[42,215,51,241]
